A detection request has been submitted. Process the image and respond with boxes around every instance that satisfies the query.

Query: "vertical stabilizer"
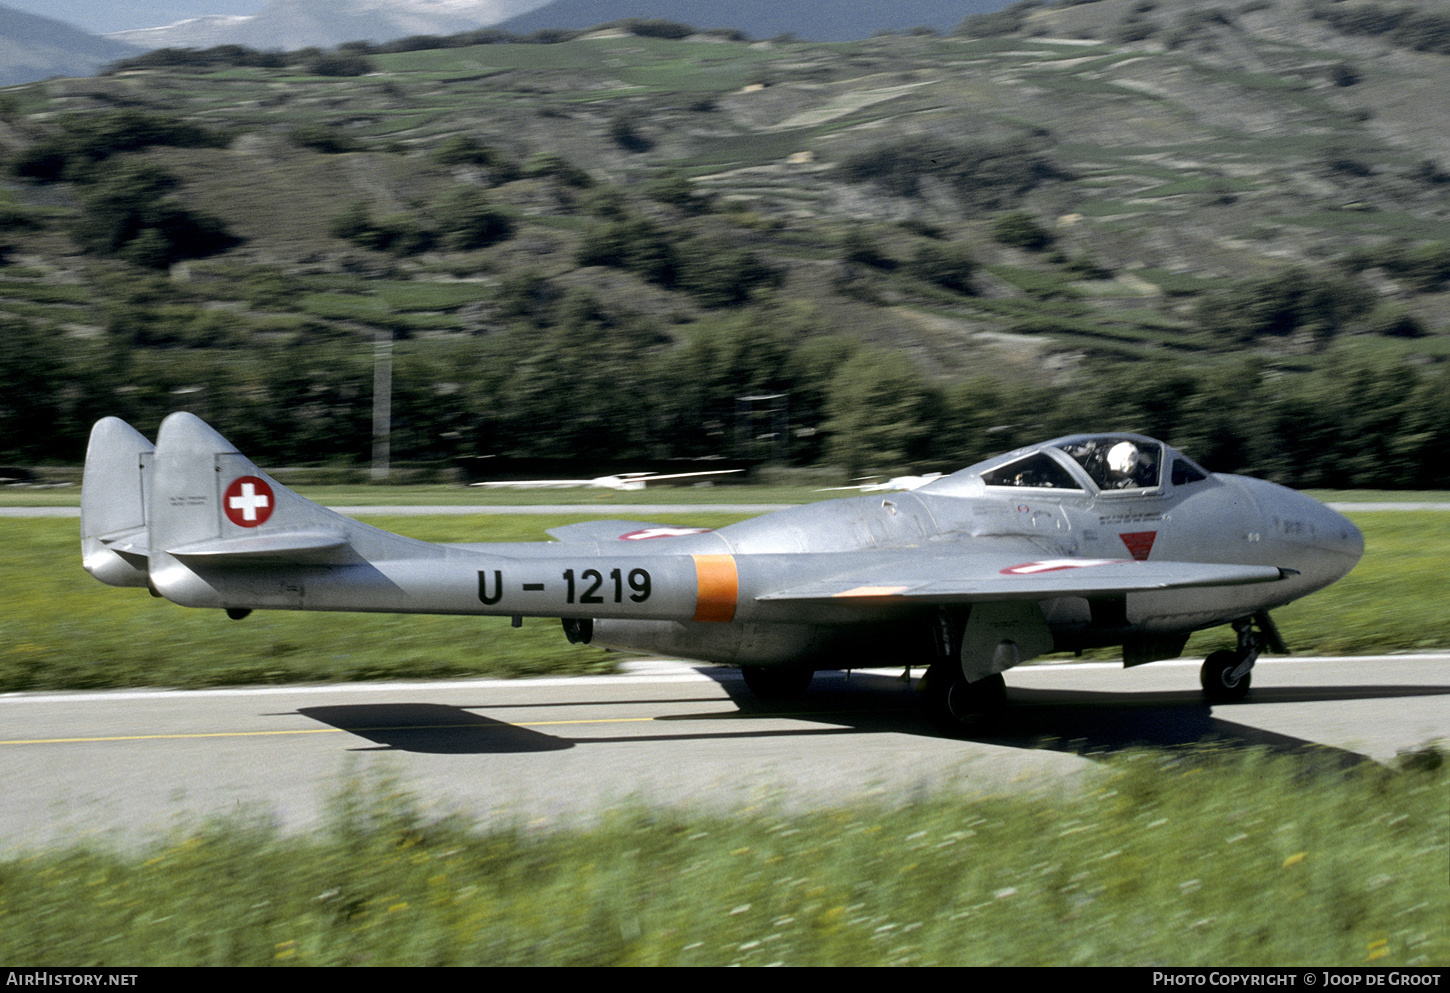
[145,412,438,609]
[80,417,154,588]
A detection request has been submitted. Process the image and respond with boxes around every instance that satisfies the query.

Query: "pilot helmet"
[1107,441,1140,476]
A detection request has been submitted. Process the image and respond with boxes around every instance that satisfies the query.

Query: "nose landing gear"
[1201,612,1285,703]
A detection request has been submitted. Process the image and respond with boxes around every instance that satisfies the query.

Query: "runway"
[2,655,1446,851]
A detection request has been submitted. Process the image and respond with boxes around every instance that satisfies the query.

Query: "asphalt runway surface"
[2,655,1447,851]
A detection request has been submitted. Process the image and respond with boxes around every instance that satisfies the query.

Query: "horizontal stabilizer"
[94,527,151,574]
[167,530,351,563]
[758,559,1286,604]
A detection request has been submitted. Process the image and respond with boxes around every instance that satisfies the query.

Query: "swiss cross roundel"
[224,476,274,528]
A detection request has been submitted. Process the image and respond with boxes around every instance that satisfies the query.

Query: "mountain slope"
[0,4,139,85]
[496,0,1013,41]
[109,0,547,52]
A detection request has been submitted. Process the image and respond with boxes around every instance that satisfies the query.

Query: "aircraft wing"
[544,520,713,542]
[757,558,1289,605]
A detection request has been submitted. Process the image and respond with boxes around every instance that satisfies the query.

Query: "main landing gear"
[1200,613,1284,703]
[923,663,1006,735]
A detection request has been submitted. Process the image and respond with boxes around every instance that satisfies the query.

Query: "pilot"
[1104,441,1140,488]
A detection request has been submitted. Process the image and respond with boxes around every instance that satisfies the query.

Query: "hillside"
[0,0,1447,484]
[107,0,545,53]
[495,0,1010,41]
[0,4,139,85]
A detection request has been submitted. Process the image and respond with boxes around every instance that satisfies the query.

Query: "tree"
[677,239,782,308]
[576,217,679,287]
[491,290,666,458]
[72,163,235,269]
[824,349,932,478]
[1193,268,1373,348]
[0,318,66,461]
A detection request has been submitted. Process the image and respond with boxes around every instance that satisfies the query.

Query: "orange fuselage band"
[691,554,738,623]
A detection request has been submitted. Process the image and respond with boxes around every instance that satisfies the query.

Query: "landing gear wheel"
[1201,649,1252,703]
[924,665,1006,735]
[741,665,814,701]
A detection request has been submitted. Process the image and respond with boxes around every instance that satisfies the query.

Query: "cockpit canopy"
[922,433,1210,497]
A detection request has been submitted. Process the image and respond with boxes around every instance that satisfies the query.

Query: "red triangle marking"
[1120,531,1157,561]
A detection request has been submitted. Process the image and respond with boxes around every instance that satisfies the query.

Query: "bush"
[840,227,895,269]
[647,173,711,214]
[1343,241,1450,293]
[956,0,1043,38]
[105,45,285,73]
[608,114,654,153]
[617,19,696,40]
[576,217,678,286]
[992,211,1053,251]
[288,125,363,154]
[434,187,514,251]
[1192,267,1375,347]
[303,51,375,77]
[431,137,518,181]
[910,242,976,293]
[521,153,594,188]
[838,137,1065,214]
[1116,19,1157,43]
[1363,307,1427,339]
[73,162,236,268]
[677,240,782,308]
[9,111,229,183]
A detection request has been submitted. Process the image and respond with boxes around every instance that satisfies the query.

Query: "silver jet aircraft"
[81,413,1364,731]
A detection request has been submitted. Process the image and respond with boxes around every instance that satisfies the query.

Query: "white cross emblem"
[619,527,712,540]
[1001,558,1126,575]
[223,476,275,527]
[229,482,269,521]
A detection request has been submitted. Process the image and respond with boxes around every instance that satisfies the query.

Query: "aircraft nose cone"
[1289,491,1365,583]
[1317,499,1363,559]
[1233,476,1364,589]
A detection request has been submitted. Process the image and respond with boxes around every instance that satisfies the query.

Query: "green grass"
[0,281,94,305]
[371,281,494,312]
[1,749,1443,965]
[299,292,389,321]
[1240,511,1450,656]
[1277,210,1450,241]
[0,510,1446,694]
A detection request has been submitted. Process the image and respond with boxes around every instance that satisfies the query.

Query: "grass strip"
[0,748,1443,965]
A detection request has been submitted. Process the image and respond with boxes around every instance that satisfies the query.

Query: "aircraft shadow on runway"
[293,671,1448,769]
[295,704,571,754]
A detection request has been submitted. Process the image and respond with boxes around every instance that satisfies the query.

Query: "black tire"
[925,665,1006,735]
[741,665,814,701]
[1201,649,1251,703]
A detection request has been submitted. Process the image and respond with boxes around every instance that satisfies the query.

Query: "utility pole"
[372,330,392,482]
